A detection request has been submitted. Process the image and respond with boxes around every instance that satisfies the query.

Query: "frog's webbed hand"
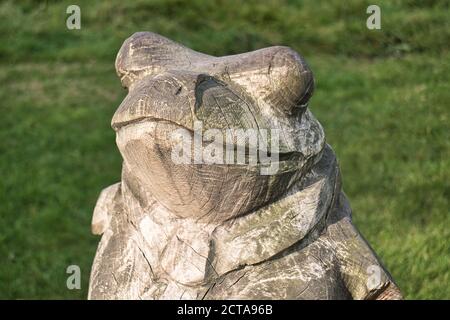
[327,193,402,300]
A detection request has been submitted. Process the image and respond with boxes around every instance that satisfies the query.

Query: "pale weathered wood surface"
[88,32,402,300]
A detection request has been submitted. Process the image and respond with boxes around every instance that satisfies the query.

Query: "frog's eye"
[115,32,207,89]
[215,46,314,117]
[263,47,314,116]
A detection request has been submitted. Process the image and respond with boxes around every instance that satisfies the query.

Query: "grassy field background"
[0,0,448,299]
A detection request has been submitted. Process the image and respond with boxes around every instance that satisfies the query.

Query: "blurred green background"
[0,0,448,299]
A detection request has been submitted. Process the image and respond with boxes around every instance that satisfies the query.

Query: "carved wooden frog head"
[112,32,325,222]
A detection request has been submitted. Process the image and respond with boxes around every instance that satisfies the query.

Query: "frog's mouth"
[114,116,306,174]
[112,114,181,131]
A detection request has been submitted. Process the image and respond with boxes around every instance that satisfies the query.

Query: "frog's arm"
[327,193,402,300]
[91,183,121,235]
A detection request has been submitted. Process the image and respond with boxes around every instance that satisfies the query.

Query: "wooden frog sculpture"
[88,32,402,300]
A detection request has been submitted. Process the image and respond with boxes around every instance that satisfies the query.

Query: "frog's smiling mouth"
[114,116,305,170]
[112,114,182,132]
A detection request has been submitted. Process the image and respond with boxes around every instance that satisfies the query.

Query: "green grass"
[0,0,448,299]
